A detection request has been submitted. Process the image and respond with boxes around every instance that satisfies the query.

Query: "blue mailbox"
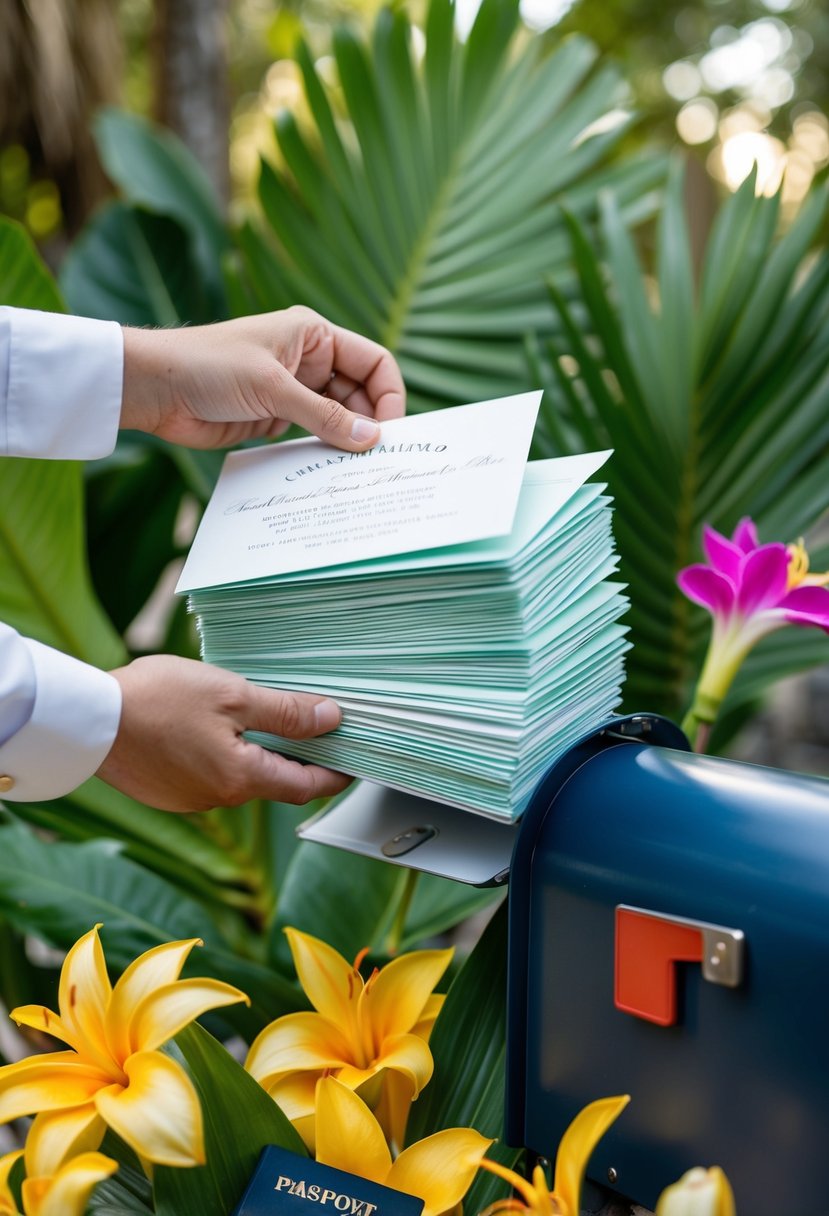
[506,713,829,1216]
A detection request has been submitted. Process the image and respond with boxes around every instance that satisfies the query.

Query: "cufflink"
[0,776,15,793]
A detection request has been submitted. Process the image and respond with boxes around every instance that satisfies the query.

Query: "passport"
[233,1146,424,1216]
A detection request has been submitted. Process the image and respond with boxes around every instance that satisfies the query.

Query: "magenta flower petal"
[779,585,829,632]
[702,525,743,582]
[732,517,759,553]
[677,565,736,617]
[736,544,789,615]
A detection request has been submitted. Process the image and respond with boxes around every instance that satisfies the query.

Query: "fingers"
[243,747,353,805]
[236,684,351,804]
[243,683,342,738]
[330,324,406,421]
[286,306,406,423]
[268,367,382,452]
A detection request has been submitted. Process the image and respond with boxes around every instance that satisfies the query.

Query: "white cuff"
[0,640,122,802]
[0,307,123,460]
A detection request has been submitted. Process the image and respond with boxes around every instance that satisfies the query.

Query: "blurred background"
[3,0,829,247]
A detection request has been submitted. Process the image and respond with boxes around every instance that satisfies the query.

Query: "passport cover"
[233,1146,425,1216]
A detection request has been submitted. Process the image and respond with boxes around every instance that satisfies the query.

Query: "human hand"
[120,307,405,451]
[96,655,352,812]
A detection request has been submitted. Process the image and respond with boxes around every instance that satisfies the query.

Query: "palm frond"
[535,161,829,730]
[238,0,667,411]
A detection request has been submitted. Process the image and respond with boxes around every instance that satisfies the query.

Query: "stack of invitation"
[177,394,629,820]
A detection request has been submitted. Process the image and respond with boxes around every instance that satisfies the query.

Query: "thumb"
[274,371,381,452]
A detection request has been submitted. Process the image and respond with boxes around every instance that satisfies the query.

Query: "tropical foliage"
[529,163,829,736]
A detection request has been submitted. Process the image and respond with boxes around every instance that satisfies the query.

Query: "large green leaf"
[62,203,214,327]
[238,0,666,412]
[272,835,504,969]
[82,441,186,635]
[536,162,829,732]
[94,108,229,316]
[87,1134,154,1214]
[154,1023,307,1216]
[0,218,125,668]
[0,218,63,312]
[0,817,304,1034]
[0,817,216,959]
[405,901,520,1212]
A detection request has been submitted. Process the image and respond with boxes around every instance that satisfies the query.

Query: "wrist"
[120,326,178,434]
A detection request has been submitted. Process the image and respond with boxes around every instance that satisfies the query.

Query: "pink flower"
[678,518,829,643]
[677,518,829,749]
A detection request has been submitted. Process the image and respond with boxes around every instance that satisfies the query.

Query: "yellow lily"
[316,1076,493,1216]
[656,1167,736,1216]
[479,1096,630,1216]
[0,925,248,1167]
[0,1106,118,1216]
[246,928,451,1149]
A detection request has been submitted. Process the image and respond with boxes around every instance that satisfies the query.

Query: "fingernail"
[315,700,341,732]
[351,417,380,444]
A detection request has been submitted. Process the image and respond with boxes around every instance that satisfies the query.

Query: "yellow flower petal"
[24,1105,105,1179]
[245,1012,352,1086]
[315,1077,392,1185]
[284,929,357,1028]
[553,1095,629,1216]
[388,1126,494,1216]
[333,1032,433,1108]
[9,1006,113,1081]
[0,1150,23,1213]
[0,1054,111,1123]
[364,950,452,1046]
[411,994,445,1041]
[655,1166,736,1216]
[57,926,111,1058]
[106,939,202,1062]
[264,1071,319,1121]
[479,1159,542,1210]
[365,1031,434,1097]
[372,1069,415,1151]
[9,1007,74,1051]
[93,1051,204,1167]
[130,977,249,1053]
[23,1151,117,1216]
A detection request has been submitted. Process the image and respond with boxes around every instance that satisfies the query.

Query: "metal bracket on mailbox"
[615,905,745,1026]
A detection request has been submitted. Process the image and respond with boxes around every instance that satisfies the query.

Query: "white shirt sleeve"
[0,306,123,459]
[0,308,125,800]
[0,628,122,801]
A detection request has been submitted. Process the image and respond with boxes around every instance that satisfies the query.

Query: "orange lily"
[0,925,248,1167]
[316,1076,492,1216]
[479,1096,630,1216]
[656,1166,736,1215]
[246,928,451,1149]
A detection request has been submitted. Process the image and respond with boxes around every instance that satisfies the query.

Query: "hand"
[96,655,352,812]
[120,307,405,451]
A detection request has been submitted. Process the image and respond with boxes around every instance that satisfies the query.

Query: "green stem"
[681,689,721,753]
[384,870,419,956]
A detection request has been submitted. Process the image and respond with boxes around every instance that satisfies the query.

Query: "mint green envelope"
[187,440,629,820]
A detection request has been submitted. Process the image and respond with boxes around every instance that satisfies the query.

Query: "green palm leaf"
[534,161,829,732]
[0,218,125,668]
[238,0,666,412]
